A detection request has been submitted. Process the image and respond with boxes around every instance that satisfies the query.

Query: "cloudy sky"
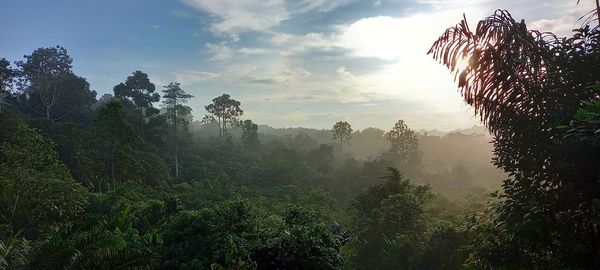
[1,0,595,130]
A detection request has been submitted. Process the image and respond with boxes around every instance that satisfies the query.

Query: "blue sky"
[0,0,595,130]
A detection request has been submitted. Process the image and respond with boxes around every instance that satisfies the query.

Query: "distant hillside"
[191,122,504,191]
[417,125,489,136]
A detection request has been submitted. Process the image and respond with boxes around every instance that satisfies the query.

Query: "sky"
[0,0,596,130]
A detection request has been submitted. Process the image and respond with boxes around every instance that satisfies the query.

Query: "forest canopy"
[1,1,599,269]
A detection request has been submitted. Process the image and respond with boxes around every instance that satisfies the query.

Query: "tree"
[385,120,421,170]
[161,82,193,178]
[113,71,159,137]
[289,132,319,152]
[91,101,139,183]
[386,120,417,155]
[0,58,13,113]
[351,167,431,269]
[241,119,259,150]
[16,46,74,120]
[160,199,342,269]
[159,198,259,269]
[0,122,87,239]
[332,121,352,146]
[203,94,243,138]
[306,144,334,173]
[429,8,600,268]
[38,73,96,123]
[254,204,343,269]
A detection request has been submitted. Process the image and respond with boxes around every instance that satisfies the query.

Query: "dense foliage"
[1,3,597,269]
[430,6,600,270]
[0,74,482,269]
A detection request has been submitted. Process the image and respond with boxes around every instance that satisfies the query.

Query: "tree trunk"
[140,107,145,138]
[111,141,116,183]
[174,103,179,178]
[11,189,20,215]
[175,145,179,178]
[0,92,5,113]
[219,116,223,138]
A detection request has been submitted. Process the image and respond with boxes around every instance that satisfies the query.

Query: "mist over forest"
[1,0,599,269]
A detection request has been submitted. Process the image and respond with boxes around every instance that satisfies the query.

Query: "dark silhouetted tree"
[16,46,74,120]
[241,119,259,150]
[203,94,243,138]
[113,71,159,137]
[49,73,96,123]
[161,82,193,178]
[385,120,421,170]
[0,58,13,112]
[91,101,139,183]
[332,121,352,146]
[430,8,600,268]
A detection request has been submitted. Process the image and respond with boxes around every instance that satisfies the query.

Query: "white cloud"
[182,0,289,35]
[337,7,486,61]
[179,0,594,130]
[529,17,579,36]
[238,47,270,55]
[278,112,313,121]
[211,63,312,86]
[181,0,355,37]
[206,43,273,60]
[271,32,338,55]
[281,67,312,81]
[524,0,597,36]
[289,0,353,13]
[263,8,488,107]
[176,71,219,85]
[205,43,234,60]
[268,7,485,59]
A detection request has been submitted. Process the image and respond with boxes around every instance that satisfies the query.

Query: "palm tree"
[0,234,30,270]
[29,208,159,270]
[428,5,600,269]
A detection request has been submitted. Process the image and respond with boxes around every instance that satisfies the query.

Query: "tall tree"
[203,94,243,138]
[385,120,420,167]
[332,121,352,146]
[36,73,96,123]
[16,46,73,120]
[241,119,259,150]
[0,58,13,112]
[161,82,193,178]
[113,71,159,137]
[91,101,139,183]
[429,8,600,268]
